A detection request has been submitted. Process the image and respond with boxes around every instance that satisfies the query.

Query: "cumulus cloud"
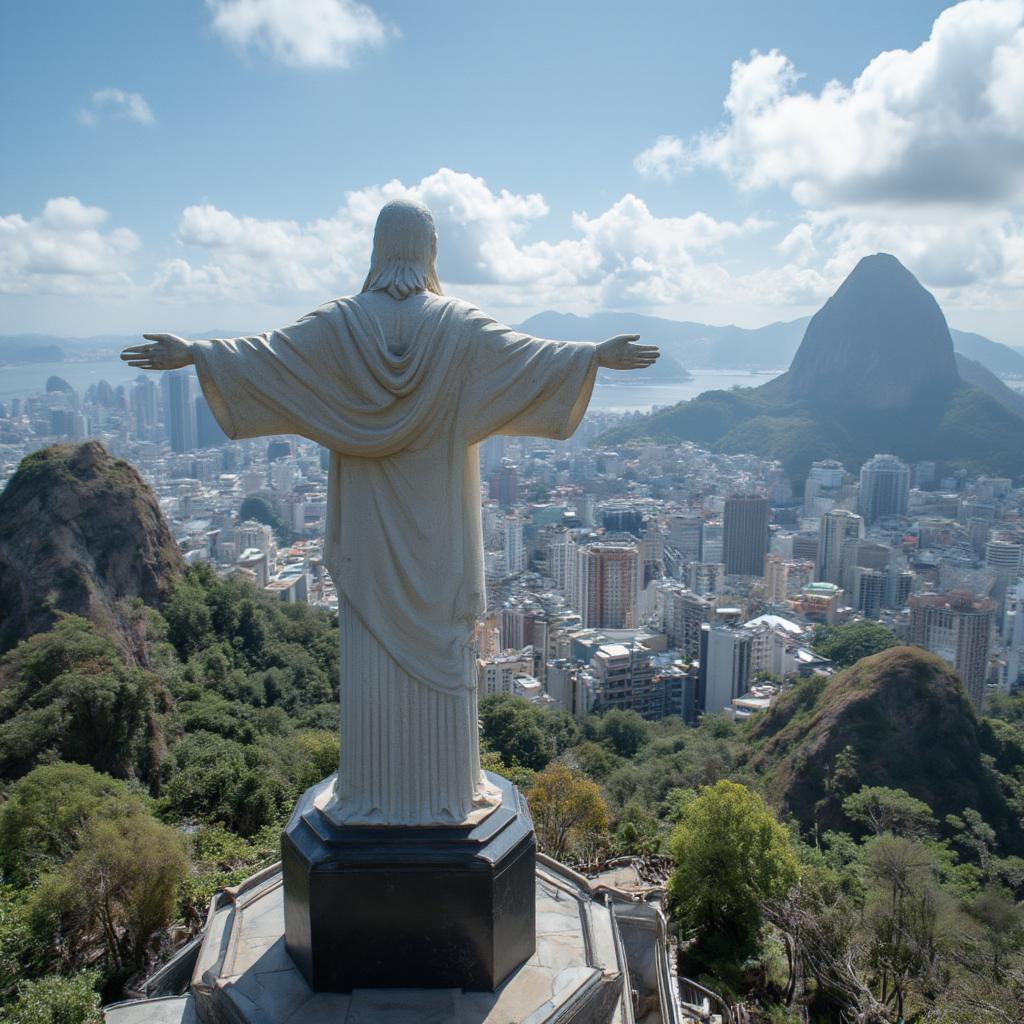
[206,0,390,68]
[156,169,772,312]
[78,88,155,126]
[633,136,692,181]
[0,197,139,294]
[638,0,1024,207]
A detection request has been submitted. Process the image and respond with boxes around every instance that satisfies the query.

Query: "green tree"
[859,834,955,1022]
[0,972,101,1024]
[843,786,937,839]
[29,815,187,973]
[238,493,294,544]
[812,621,898,668]
[0,764,150,886]
[0,617,167,782]
[968,887,1024,974]
[596,709,650,758]
[667,781,800,947]
[527,762,609,862]
[945,808,999,877]
[159,731,290,834]
[612,800,663,856]
[479,695,549,770]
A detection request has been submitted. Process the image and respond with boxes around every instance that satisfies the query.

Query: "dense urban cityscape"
[4,2,1024,1021]
[4,362,1021,727]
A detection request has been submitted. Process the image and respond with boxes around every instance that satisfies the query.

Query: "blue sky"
[2,1,1022,343]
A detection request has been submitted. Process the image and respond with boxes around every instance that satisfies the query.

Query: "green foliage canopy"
[812,621,898,668]
[667,780,800,945]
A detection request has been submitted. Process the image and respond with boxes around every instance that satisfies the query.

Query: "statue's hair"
[361,198,443,300]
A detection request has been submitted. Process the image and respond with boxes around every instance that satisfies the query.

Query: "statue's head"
[361,198,442,300]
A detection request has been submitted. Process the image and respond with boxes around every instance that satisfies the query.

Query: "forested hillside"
[1,447,1023,1022]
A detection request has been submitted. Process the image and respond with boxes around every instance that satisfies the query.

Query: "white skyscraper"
[164,369,197,454]
[817,509,863,585]
[504,514,525,574]
[859,454,910,524]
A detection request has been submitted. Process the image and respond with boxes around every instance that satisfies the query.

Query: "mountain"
[518,312,1024,381]
[0,441,184,654]
[0,337,64,364]
[602,254,1024,481]
[953,353,1024,419]
[951,329,1024,377]
[787,253,959,409]
[517,311,808,370]
[745,646,1024,853]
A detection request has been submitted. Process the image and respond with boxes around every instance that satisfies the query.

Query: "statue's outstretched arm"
[120,333,194,371]
[595,334,660,371]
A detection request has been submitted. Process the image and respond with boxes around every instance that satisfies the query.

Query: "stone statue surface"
[122,199,658,828]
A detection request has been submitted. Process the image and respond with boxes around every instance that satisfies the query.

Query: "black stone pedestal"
[281,771,536,993]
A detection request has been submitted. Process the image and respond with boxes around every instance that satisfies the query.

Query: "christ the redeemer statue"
[122,199,658,828]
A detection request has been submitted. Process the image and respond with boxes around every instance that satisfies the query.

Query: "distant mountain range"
[517,311,1024,380]
[5,313,1024,379]
[600,253,1024,482]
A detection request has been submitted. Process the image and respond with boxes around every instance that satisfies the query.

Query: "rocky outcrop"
[746,647,1023,851]
[787,253,959,410]
[0,441,184,653]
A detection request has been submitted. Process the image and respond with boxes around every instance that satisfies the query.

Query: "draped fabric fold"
[192,290,597,825]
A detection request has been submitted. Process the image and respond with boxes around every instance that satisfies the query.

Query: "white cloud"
[0,198,139,295]
[206,0,390,68]
[638,0,1024,207]
[78,89,155,126]
[156,169,772,313]
[633,136,692,181]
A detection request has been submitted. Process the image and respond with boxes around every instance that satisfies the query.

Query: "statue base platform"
[281,771,536,993]
[103,853,681,1024]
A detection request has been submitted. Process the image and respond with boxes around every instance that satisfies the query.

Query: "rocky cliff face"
[786,253,960,410]
[0,441,184,653]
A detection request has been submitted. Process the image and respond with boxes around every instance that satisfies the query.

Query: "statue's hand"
[120,333,194,371]
[596,334,659,371]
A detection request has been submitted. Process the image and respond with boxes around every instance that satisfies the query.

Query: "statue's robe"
[193,291,597,825]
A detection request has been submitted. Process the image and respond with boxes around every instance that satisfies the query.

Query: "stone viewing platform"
[103,854,681,1023]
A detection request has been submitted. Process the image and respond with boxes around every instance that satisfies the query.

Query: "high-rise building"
[577,541,640,629]
[852,567,886,619]
[489,460,518,508]
[195,396,229,448]
[687,561,726,597]
[504,514,525,574]
[841,540,891,594]
[590,643,655,716]
[602,506,644,537]
[859,454,910,524]
[699,625,753,715]
[888,568,914,609]
[165,370,197,454]
[817,509,863,584]
[1007,579,1024,689]
[130,376,159,435]
[985,539,1023,601]
[701,522,724,563]
[909,592,995,710]
[666,587,714,656]
[764,554,788,604]
[667,513,703,563]
[792,534,820,572]
[803,459,847,516]
[546,659,589,719]
[723,495,769,576]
